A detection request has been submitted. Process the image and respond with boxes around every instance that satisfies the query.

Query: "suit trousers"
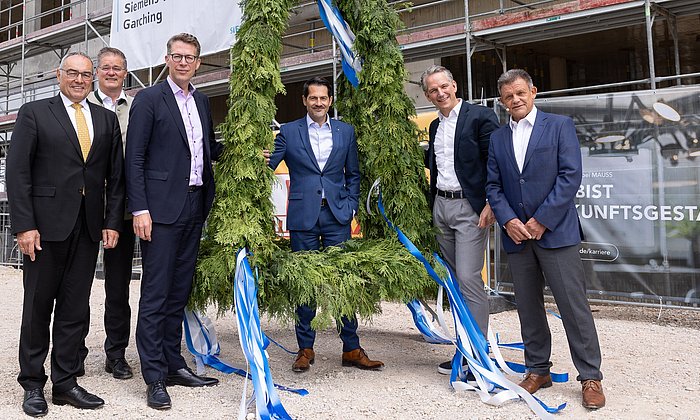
[136,189,204,384]
[433,196,489,336]
[78,219,136,366]
[290,205,360,352]
[18,203,99,393]
[103,219,136,360]
[508,241,603,381]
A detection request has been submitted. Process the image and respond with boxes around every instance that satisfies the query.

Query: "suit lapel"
[503,126,519,174]
[85,102,104,162]
[194,92,211,161]
[161,82,189,148]
[453,100,469,159]
[298,118,321,172]
[48,95,83,159]
[521,111,547,172]
[325,119,341,169]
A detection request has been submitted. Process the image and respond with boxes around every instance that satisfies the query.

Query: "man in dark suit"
[264,77,383,373]
[421,65,499,375]
[7,51,124,416]
[125,33,222,410]
[486,69,605,409]
[82,46,135,380]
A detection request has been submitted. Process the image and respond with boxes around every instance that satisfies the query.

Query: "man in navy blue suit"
[264,77,383,373]
[486,69,605,409]
[125,33,222,410]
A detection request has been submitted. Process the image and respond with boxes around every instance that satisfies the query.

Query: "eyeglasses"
[98,66,125,73]
[60,69,93,80]
[168,54,198,64]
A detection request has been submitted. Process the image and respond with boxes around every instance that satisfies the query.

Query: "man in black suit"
[421,65,499,375]
[125,33,222,410]
[7,51,124,416]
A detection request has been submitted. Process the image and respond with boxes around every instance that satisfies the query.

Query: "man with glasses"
[7,51,124,416]
[79,46,135,381]
[125,33,222,410]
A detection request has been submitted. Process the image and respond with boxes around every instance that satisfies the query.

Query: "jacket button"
[519,179,525,184]
[518,203,524,207]
[317,190,321,194]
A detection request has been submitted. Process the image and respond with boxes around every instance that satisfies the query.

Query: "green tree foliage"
[335,0,436,252]
[190,0,436,327]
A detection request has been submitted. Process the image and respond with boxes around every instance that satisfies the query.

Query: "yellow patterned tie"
[71,103,91,160]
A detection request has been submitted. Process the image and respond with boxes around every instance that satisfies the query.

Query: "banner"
[494,86,700,307]
[110,0,242,70]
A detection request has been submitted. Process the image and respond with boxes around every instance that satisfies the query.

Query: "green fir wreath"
[190,0,438,329]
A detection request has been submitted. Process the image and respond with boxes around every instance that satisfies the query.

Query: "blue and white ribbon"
[234,248,296,420]
[317,0,362,87]
[183,309,309,397]
[372,182,565,418]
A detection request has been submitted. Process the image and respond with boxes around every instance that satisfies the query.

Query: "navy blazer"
[125,82,222,224]
[269,116,360,231]
[425,100,499,215]
[486,110,584,253]
[7,95,124,242]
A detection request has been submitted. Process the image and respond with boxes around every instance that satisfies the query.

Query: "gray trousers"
[433,196,489,336]
[508,241,603,382]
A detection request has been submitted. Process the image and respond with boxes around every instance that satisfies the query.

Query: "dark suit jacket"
[268,116,360,231]
[486,110,584,253]
[7,94,124,242]
[425,100,500,215]
[125,82,222,224]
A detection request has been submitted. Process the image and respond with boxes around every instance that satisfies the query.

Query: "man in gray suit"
[421,65,500,376]
[82,46,135,380]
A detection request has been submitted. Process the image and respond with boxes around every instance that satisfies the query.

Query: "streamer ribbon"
[373,181,565,418]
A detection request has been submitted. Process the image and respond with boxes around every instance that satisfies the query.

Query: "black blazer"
[425,100,500,215]
[7,94,125,242]
[125,81,222,224]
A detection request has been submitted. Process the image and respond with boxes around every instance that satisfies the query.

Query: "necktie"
[71,103,91,160]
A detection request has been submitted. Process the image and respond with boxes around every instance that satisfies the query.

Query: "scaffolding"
[0,0,699,269]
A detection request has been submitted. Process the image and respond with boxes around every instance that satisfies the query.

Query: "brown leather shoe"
[518,372,553,394]
[582,380,605,409]
[292,348,315,373]
[341,348,384,371]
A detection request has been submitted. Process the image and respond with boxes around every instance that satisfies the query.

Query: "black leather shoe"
[105,358,133,379]
[166,367,219,387]
[146,381,171,410]
[52,385,104,409]
[22,388,48,417]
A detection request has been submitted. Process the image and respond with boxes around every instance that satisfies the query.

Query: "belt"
[320,198,328,207]
[188,185,202,192]
[437,189,463,199]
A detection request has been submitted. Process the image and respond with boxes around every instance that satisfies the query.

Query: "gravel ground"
[0,265,698,419]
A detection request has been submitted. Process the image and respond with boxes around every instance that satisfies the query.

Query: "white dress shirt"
[167,76,204,187]
[307,114,333,199]
[96,88,128,112]
[509,106,538,173]
[60,93,94,144]
[307,114,333,171]
[434,99,462,192]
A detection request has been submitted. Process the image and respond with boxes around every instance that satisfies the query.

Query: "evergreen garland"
[190,0,438,328]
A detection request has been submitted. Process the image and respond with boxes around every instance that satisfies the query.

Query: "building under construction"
[0,0,698,306]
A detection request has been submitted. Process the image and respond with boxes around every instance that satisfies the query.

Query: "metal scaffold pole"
[464,0,473,101]
[644,0,656,89]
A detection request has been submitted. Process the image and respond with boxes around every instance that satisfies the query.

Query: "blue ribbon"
[375,192,565,416]
[406,299,452,344]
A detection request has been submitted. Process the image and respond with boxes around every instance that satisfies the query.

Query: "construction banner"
[109,0,242,70]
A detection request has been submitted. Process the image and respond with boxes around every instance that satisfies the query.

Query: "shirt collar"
[438,99,462,121]
[509,106,538,130]
[167,76,196,96]
[60,92,88,109]
[306,113,331,129]
[96,88,127,105]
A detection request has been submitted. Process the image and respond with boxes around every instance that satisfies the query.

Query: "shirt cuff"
[132,210,149,217]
